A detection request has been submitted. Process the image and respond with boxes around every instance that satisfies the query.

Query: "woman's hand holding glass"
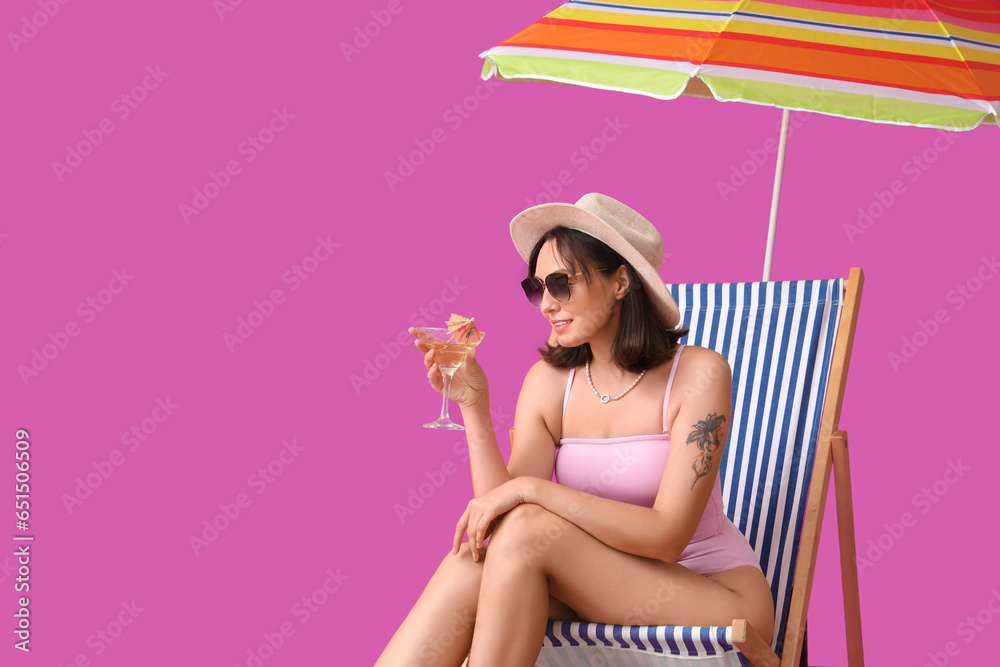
[410,326,489,414]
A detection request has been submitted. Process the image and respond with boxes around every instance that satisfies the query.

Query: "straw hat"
[510,193,680,329]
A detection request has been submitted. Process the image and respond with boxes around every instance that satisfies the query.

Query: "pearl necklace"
[585,360,646,404]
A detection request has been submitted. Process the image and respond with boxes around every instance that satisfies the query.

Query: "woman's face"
[532,239,623,347]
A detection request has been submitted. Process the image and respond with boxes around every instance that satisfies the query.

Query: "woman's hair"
[527,227,689,373]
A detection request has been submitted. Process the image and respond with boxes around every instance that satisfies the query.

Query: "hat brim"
[510,202,681,329]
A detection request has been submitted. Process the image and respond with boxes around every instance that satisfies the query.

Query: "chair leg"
[831,431,865,667]
[732,619,779,667]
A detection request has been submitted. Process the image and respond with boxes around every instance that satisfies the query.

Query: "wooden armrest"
[732,619,779,667]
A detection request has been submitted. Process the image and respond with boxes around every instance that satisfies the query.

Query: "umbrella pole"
[762,108,791,282]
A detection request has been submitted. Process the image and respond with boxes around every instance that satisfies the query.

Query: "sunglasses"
[520,268,611,307]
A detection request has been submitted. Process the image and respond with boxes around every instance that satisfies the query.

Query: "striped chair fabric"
[536,277,845,666]
[541,622,750,666]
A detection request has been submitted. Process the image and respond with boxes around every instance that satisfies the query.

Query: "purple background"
[2,1,998,665]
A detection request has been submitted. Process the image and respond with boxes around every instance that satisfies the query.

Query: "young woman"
[377,193,774,666]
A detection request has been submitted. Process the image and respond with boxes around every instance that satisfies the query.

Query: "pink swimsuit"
[554,345,762,576]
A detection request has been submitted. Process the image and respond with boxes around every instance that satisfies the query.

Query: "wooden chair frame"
[777,266,866,667]
[711,267,867,667]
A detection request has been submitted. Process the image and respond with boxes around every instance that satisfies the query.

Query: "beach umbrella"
[480,0,1000,279]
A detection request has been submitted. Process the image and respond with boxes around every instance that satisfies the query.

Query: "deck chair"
[463,268,865,667]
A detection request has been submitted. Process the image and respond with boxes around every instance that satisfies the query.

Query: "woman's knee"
[436,542,486,586]
[452,541,485,565]
[486,503,571,564]
[488,503,546,543]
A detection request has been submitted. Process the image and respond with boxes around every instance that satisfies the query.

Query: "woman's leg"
[469,503,774,667]
[376,541,583,667]
[375,543,481,667]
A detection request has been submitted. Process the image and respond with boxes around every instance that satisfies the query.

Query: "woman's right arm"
[505,360,560,483]
[459,360,560,497]
[410,328,557,497]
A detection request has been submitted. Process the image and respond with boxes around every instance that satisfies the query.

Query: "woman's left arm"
[453,474,671,561]
[454,347,733,563]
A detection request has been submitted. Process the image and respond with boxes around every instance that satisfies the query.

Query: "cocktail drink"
[415,327,485,430]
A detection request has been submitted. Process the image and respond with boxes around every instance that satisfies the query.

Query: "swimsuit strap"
[561,367,576,434]
[662,344,686,433]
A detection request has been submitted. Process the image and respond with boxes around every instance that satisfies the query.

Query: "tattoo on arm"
[686,413,727,489]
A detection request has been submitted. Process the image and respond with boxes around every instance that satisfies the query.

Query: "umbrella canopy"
[481,0,1000,130]
[447,313,484,345]
[480,0,1000,279]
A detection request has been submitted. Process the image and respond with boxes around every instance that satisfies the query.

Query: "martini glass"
[415,327,485,430]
